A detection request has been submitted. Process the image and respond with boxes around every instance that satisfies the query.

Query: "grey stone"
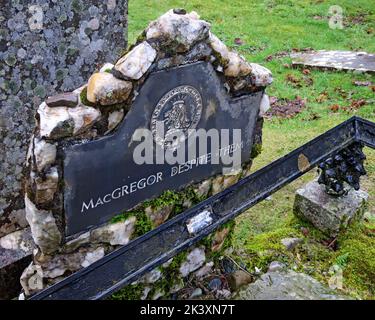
[24,195,61,255]
[291,50,375,74]
[0,1,128,219]
[281,237,303,251]
[268,261,286,273]
[33,138,57,172]
[90,216,136,246]
[0,209,28,238]
[45,93,78,108]
[235,270,351,300]
[179,247,206,277]
[228,270,252,291]
[294,181,369,237]
[208,277,222,290]
[145,9,210,53]
[106,109,125,133]
[249,63,273,87]
[195,261,214,278]
[0,228,35,253]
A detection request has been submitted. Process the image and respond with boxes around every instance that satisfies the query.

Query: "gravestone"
[20,9,273,299]
[0,0,128,236]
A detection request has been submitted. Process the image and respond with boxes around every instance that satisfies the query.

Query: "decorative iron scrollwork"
[318,142,367,196]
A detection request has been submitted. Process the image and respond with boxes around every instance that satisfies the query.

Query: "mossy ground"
[128,0,375,299]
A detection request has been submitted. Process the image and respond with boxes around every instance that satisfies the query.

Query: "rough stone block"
[294,181,368,237]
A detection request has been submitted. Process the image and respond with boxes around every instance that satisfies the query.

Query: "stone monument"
[17,9,272,299]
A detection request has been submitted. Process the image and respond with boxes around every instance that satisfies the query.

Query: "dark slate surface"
[63,62,263,236]
[0,0,128,218]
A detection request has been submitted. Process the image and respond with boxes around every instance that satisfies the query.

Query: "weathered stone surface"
[180,247,206,277]
[294,181,369,237]
[33,167,59,204]
[224,52,252,78]
[235,270,351,300]
[155,42,212,71]
[228,270,252,291]
[194,179,212,198]
[45,93,78,108]
[291,50,375,74]
[281,237,303,251]
[90,217,136,246]
[0,227,35,253]
[20,262,44,296]
[140,268,162,284]
[0,209,28,238]
[0,0,128,218]
[209,32,230,65]
[211,176,225,195]
[145,205,174,228]
[38,102,101,139]
[24,195,61,254]
[81,247,105,268]
[106,109,125,133]
[268,261,286,273]
[33,138,56,172]
[115,42,157,80]
[146,9,210,53]
[87,72,133,105]
[249,63,273,87]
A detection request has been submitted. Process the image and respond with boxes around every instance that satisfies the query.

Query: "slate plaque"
[63,62,263,236]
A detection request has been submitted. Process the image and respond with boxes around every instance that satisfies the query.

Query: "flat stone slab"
[291,50,375,73]
[234,270,351,300]
[294,181,368,237]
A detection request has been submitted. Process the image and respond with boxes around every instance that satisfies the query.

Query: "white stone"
[33,138,56,172]
[81,247,105,268]
[224,52,252,77]
[64,231,91,253]
[249,63,273,87]
[106,109,124,133]
[38,102,101,139]
[24,194,61,254]
[90,216,136,246]
[115,42,156,80]
[87,72,133,105]
[145,9,210,53]
[281,238,303,251]
[20,262,44,296]
[100,62,114,73]
[209,32,230,64]
[179,247,206,277]
[0,228,34,253]
[259,94,271,116]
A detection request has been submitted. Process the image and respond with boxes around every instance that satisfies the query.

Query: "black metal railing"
[30,116,375,300]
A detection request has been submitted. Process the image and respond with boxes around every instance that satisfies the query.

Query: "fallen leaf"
[234,37,244,45]
[329,104,340,112]
[302,69,311,75]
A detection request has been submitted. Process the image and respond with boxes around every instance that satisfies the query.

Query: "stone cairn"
[18,9,273,299]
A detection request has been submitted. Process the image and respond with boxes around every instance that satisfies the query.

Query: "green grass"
[128,0,375,299]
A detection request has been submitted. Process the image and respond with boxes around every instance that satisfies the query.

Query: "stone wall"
[0,0,128,235]
[19,9,273,299]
